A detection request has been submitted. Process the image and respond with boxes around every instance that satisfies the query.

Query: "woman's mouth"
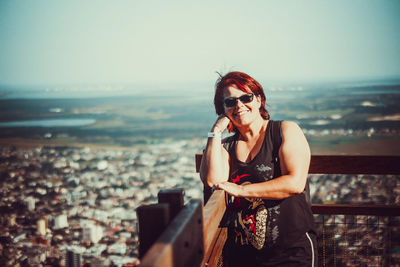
[234,110,249,117]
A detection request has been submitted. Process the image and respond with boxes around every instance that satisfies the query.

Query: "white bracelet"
[207,131,222,138]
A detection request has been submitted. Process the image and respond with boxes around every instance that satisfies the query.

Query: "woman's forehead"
[223,85,251,97]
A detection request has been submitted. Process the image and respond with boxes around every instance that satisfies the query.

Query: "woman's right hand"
[201,114,231,187]
[212,115,230,133]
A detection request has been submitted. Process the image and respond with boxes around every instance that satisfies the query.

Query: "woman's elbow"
[205,175,220,188]
[199,172,218,188]
[288,175,307,195]
[290,186,304,195]
[207,180,217,188]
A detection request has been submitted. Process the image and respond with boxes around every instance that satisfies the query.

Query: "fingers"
[213,115,230,132]
[217,114,228,120]
[216,182,240,197]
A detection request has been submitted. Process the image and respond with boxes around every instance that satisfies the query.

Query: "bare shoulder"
[280,121,304,139]
[281,120,300,129]
[279,120,310,170]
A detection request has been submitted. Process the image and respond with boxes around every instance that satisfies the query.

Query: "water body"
[0,90,134,99]
[348,89,400,95]
[0,119,96,127]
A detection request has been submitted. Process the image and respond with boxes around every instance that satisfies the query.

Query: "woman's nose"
[236,99,245,107]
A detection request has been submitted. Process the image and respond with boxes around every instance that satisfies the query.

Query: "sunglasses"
[223,93,254,108]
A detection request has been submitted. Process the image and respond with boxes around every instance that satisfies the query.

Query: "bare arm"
[216,121,310,199]
[200,116,231,187]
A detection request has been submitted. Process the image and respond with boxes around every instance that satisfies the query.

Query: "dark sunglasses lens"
[239,94,253,103]
[224,98,237,107]
[224,94,254,107]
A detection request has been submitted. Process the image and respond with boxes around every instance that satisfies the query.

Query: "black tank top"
[223,120,315,250]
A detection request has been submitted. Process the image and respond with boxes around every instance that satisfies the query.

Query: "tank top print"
[223,120,314,250]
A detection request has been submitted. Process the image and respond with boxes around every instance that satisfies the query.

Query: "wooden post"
[158,188,185,221]
[139,199,204,267]
[137,189,186,260]
[137,203,170,258]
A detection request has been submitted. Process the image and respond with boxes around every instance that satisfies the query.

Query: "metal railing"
[313,206,400,266]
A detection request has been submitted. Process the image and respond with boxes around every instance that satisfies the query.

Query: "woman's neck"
[237,117,268,141]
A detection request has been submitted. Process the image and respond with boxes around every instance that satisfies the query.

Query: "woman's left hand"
[216,182,243,197]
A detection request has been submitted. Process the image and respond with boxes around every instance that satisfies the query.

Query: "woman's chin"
[232,115,263,129]
[232,118,251,128]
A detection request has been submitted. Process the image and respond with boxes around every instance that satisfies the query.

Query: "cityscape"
[1,133,399,266]
[0,140,205,266]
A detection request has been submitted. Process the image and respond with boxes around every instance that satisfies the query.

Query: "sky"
[0,0,400,87]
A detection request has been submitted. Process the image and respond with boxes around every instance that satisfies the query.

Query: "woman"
[200,71,317,266]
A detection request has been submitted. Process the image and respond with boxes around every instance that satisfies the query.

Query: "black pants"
[223,232,318,267]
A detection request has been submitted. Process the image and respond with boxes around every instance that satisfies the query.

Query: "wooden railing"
[195,154,400,175]
[137,188,227,267]
[137,155,400,267]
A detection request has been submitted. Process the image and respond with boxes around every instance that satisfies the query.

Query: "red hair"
[214,71,270,123]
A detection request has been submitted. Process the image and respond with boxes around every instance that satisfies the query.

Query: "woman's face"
[222,86,262,127]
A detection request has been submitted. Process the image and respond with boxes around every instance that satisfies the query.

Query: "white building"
[83,224,103,244]
[37,217,48,236]
[26,197,36,211]
[54,214,69,229]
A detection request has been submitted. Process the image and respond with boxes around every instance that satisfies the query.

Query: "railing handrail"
[195,154,400,175]
[202,190,226,257]
[201,190,227,267]
[311,203,400,216]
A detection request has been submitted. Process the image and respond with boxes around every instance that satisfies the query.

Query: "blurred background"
[0,1,399,266]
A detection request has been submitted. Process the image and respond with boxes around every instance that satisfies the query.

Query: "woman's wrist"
[211,125,222,133]
[207,131,222,138]
[240,184,248,198]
